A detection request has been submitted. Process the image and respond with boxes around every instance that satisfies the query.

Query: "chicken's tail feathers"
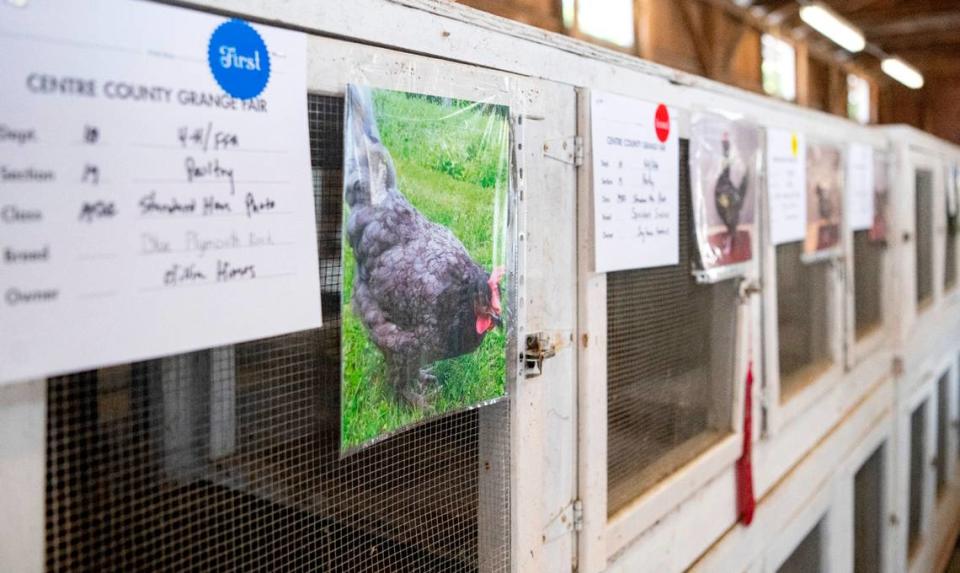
[344,84,400,209]
[352,282,422,356]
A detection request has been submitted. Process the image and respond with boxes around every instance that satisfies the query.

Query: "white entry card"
[590,90,680,272]
[766,128,807,244]
[846,143,875,230]
[0,0,321,384]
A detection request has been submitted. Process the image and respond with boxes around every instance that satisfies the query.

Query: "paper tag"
[590,91,680,272]
[0,0,321,383]
[766,129,807,245]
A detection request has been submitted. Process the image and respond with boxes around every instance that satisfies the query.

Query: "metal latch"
[738,278,761,303]
[543,136,583,166]
[524,332,558,378]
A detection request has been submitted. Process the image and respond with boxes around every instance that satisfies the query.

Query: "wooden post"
[157,354,207,481]
[635,0,653,61]
[209,346,236,460]
[0,380,46,573]
[796,41,810,106]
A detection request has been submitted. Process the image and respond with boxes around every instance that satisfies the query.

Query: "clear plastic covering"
[804,142,844,259]
[869,151,890,243]
[341,85,512,452]
[689,112,761,281]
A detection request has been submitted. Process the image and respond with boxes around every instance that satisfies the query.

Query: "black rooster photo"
[341,85,510,451]
[804,143,843,254]
[690,115,759,271]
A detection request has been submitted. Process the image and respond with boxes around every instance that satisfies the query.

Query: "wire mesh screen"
[915,170,934,307]
[776,242,832,401]
[606,140,737,516]
[854,444,884,573]
[853,230,884,340]
[45,94,511,573]
[908,401,926,557]
[778,519,824,573]
[938,373,949,496]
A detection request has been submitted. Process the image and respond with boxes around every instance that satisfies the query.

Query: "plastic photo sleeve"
[869,151,890,243]
[341,85,510,452]
[689,113,760,280]
[804,143,843,257]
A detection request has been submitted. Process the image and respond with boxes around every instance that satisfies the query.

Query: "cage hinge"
[524,332,558,378]
[544,499,583,543]
[758,380,771,439]
[572,499,583,532]
[543,136,583,167]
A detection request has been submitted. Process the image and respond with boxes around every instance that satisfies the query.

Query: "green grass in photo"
[341,89,510,450]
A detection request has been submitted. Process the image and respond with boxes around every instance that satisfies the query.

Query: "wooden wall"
[881,78,960,145]
[457,0,563,31]
[456,0,958,144]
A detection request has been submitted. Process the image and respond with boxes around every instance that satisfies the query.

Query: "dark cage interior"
[946,213,957,291]
[606,139,737,516]
[853,444,884,573]
[44,95,511,573]
[853,230,884,339]
[778,519,824,573]
[938,373,949,496]
[915,170,934,307]
[908,401,926,556]
[776,242,832,400]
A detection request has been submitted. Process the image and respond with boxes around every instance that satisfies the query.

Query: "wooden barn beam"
[875,28,960,52]
[842,3,960,29]
[796,40,811,106]
[891,49,960,78]
[864,12,960,39]
[719,17,748,78]
[679,0,716,76]
[635,0,654,60]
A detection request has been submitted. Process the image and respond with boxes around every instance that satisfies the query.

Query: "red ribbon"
[736,361,756,525]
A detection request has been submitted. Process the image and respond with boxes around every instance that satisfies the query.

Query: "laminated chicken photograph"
[804,142,843,255]
[341,84,510,451]
[690,113,760,274]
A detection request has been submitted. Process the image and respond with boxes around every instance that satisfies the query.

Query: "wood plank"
[866,12,960,39]
[843,2,960,30]
[0,380,46,573]
[678,0,714,76]
[876,28,960,52]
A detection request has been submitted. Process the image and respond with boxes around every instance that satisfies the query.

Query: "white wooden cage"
[2,1,960,572]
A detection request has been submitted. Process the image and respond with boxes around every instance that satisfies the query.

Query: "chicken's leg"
[404,367,439,411]
[726,226,736,255]
[387,359,437,410]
